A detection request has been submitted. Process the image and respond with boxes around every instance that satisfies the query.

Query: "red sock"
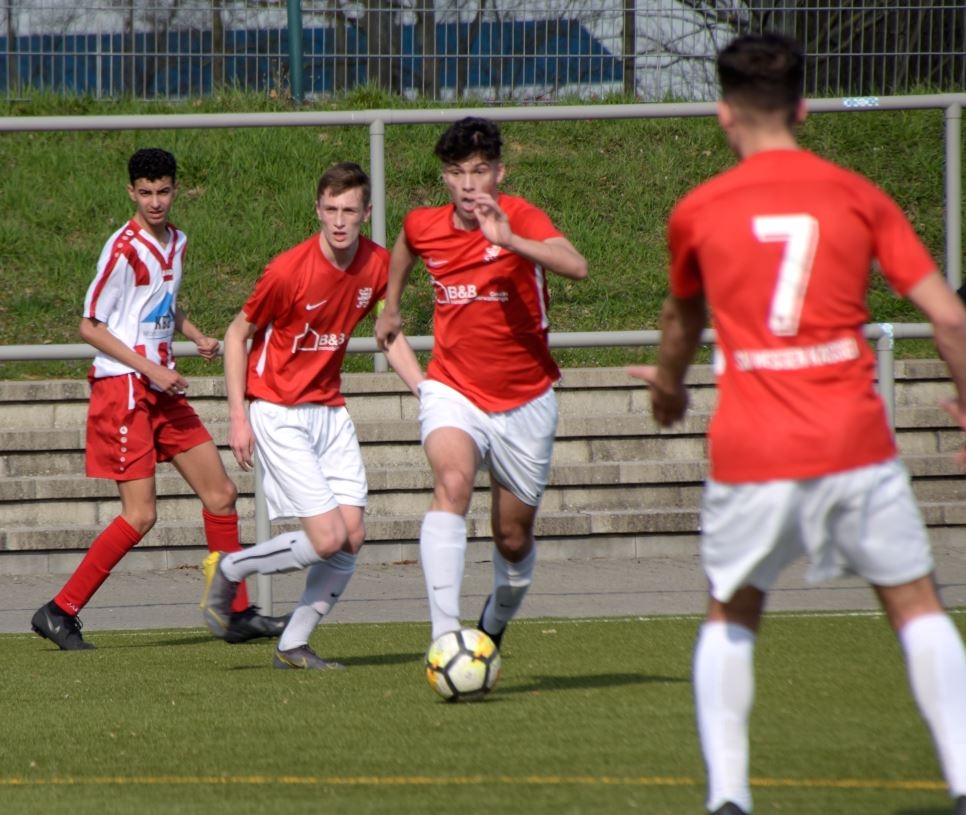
[202,509,250,613]
[55,516,142,615]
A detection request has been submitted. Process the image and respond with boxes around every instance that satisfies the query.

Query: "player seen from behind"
[630,33,966,815]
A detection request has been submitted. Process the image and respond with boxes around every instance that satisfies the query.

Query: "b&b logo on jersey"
[355,288,374,309]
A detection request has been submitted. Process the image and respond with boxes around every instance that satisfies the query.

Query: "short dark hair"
[434,117,503,164]
[717,33,805,123]
[316,161,371,206]
[128,148,177,184]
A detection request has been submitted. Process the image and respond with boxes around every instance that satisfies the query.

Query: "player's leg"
[828,459,966,805]
[32,476,156,651]
[479,483,538,648]
[32,377,158,650]
[421,426,480,640]
[160,396,255,616]
[694,478,803,815]
[695,590,764,815]
[479,386,557,648]
[874,577,966,803]
[273,505,365,670]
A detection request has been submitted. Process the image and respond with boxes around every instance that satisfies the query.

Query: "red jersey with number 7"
[668,149,937,483]
[403,195,563,411]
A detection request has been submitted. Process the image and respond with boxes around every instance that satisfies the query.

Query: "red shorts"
[85,374,212,481]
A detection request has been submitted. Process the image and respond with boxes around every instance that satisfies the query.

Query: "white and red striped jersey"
[83,219,187,382]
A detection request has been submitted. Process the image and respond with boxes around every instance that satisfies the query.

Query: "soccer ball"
[424,628,502,702]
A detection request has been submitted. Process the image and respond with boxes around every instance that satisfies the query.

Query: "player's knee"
[345,523,366,554]
[124,510,157,536]
[202,479,238,515]
[492,526,532,557]
[433,470,474,512]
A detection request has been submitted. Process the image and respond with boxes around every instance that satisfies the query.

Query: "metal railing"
[1,95,961,609]
[0,322,940,610]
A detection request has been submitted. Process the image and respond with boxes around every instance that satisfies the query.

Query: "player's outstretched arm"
[375,231,417,352]
[174,307,220,360]
[383,329,425,397]
[223,311,258,471]
[628,294,706,427]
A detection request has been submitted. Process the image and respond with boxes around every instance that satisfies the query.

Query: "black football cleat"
[31,602,96,651]
[476,594,505,650]
[711,804,748,815]
[224,606,290,644]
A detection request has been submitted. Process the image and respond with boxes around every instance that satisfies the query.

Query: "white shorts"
[418,380,558,507]
[701,458,934,602]
[248,399,367,520]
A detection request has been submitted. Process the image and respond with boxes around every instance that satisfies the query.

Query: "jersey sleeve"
[242,262,285,329]
[667,200,703,299]
[868,188,937,296]
[510,201,561,242]
[84,244,130,323]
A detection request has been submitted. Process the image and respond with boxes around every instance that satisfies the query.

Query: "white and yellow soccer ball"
[424,628,502,702]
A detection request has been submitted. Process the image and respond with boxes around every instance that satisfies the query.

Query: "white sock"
[694,621,755,814]
[221,530,321,582]
[278,551,357,651]
[482,546,535,636]
[899,613,966,796]
[420,511,466,641]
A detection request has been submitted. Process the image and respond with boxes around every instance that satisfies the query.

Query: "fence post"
[286,0,304,103]
[876,323,896,431]
[945,102,962,290]
[370,118,389,373]
[254,455,273,614]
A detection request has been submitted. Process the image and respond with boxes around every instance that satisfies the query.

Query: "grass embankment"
[0,88,958,379]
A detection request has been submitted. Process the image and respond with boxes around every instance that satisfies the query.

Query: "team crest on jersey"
[355,288,374,309]
[483,245,502,263]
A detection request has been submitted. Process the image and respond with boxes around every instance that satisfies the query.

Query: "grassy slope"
[0,89,960,379]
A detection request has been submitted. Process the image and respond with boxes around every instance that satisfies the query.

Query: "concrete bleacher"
[1,362,964,576]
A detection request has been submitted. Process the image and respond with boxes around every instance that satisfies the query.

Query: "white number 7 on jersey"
[753,214,820,337]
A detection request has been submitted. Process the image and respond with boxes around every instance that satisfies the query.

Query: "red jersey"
[404,195,563,411]
[242,235,388,406]
[668,149,936,483]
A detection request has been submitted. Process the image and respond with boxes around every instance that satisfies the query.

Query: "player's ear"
[362,202,372,224]
[715,99,733,131]
[127,184,137,203]
[794,98,808,126]
[496,163,506,184]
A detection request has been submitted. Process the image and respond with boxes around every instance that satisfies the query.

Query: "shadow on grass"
[896,809,950,815]
[502,672,687,693]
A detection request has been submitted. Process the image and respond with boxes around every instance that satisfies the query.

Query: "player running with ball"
[631,33,966,815]
[375,117,587,649]
[200,162,422,670]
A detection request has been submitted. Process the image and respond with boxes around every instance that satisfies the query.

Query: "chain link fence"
[2,1,964,102]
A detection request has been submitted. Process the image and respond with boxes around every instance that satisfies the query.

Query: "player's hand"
[472,193,512,247]
[150,365,188,396]
[195,336,221,360]
[627,365,689,427]
[375,309,402,352]
[940,397,966,469]
[228,418,256,471]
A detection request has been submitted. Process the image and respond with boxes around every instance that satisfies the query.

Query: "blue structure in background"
[0,21,621,97]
